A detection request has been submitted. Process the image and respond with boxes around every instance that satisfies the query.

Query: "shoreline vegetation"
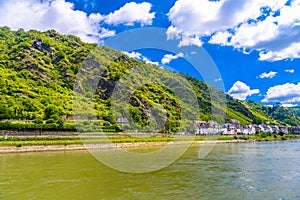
[0,133,299,154]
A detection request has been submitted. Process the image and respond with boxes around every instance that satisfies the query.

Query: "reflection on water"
[0,140,299,200]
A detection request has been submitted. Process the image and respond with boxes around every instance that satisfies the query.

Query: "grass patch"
[0,134,299,147]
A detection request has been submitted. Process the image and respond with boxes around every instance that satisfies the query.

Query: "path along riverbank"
[0,139,278,154]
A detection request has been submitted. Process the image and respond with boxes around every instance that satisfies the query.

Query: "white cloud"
[209,31,232,45]
[0,0,114,43]
[161,52,184,65]
[178,36,203,47]
[142,56,159,65]
[168,0,300,61]
[168,0,286,37]
[104,2,155,26]
[166,26,181,40]
[285,69,295,73]
[230,17,279,49]
[258,71,278,79]
[144,59,159,66]
[228,81,260,100]
[0,0,156,43]
[214,78,222,82]
[123,51,159,65]
[259,42,300,61]
[123,51,142,60]
[168,0,224,36]
[281,103,298,108]
[262,82,300,103]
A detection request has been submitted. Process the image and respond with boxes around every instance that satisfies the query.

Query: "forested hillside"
[0,27,298,132]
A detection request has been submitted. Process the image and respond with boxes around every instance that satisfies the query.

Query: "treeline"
[0,121,123,133]
[0,121,75,131]
[247,101,300,126]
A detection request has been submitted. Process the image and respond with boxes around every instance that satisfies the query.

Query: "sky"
[1,0,300,107]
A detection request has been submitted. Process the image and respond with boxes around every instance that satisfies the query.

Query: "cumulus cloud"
[281,103,298,107]
[209,31,232,45]
[166,26,181,40]
[258,42,300,61]
[168,0,224,36]
[168,0,300,61]
[144,58,159,66]
[258,71,278,79]
[230,17,279,50]
[123,51,159,65]
[0,0,156,43]
[161,52,184,65]
[262,82,300,103]
[168,0,286,37]
[0,0,115,43]
[123,51,142,60]
[228,81,260,100]
[166,26,203,47]
[104,2,155,26]
[285,69,295,73]
[178,36,203,47]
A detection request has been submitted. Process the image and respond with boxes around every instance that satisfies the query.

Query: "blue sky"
[1,0,300,107]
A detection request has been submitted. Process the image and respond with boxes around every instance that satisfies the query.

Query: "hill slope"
[0,27,298,132]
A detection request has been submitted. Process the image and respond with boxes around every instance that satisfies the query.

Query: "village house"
[222,119,241,135]
[187,119,290,135]
[222,124,241,135]
[191,121,222,135]
[279,125,288,134]
[288,126,300,133]
[261,124,273,133]
[241,125,256,135]
[270,125,280,134]
[252,124,266,133]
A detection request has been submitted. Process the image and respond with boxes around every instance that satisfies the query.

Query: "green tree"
[44,106,61,120]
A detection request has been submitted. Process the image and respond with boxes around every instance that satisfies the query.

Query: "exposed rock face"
[32,40,52,53]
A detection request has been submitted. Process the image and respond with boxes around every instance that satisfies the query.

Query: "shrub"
[46,119,56,124]
[281,136,287,140]
[278,132,285,136]
[33,118,44,124]
[239,136,249,140]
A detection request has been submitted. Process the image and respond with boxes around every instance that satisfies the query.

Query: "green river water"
[0,140,300,200]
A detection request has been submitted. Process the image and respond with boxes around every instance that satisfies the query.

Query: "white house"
[288,126,300,133]
[222,123,241,135]
[242,125,256,135]
[192,121,222,135]
[261,124,273,133]
[270,125,280,133]
[279,125,288,134]
[222,119,241,135]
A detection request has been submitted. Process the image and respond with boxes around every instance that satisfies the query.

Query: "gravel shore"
[0,140,253,154]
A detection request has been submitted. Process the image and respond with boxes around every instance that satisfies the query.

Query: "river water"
[0,140,299,200]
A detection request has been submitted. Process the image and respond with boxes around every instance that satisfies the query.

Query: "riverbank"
[1,136,299,154]
[0,140,243,154]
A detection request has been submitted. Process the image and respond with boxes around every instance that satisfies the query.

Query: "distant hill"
[287,107,300,121]
[245,101,300,126]
[0,27,298,132]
